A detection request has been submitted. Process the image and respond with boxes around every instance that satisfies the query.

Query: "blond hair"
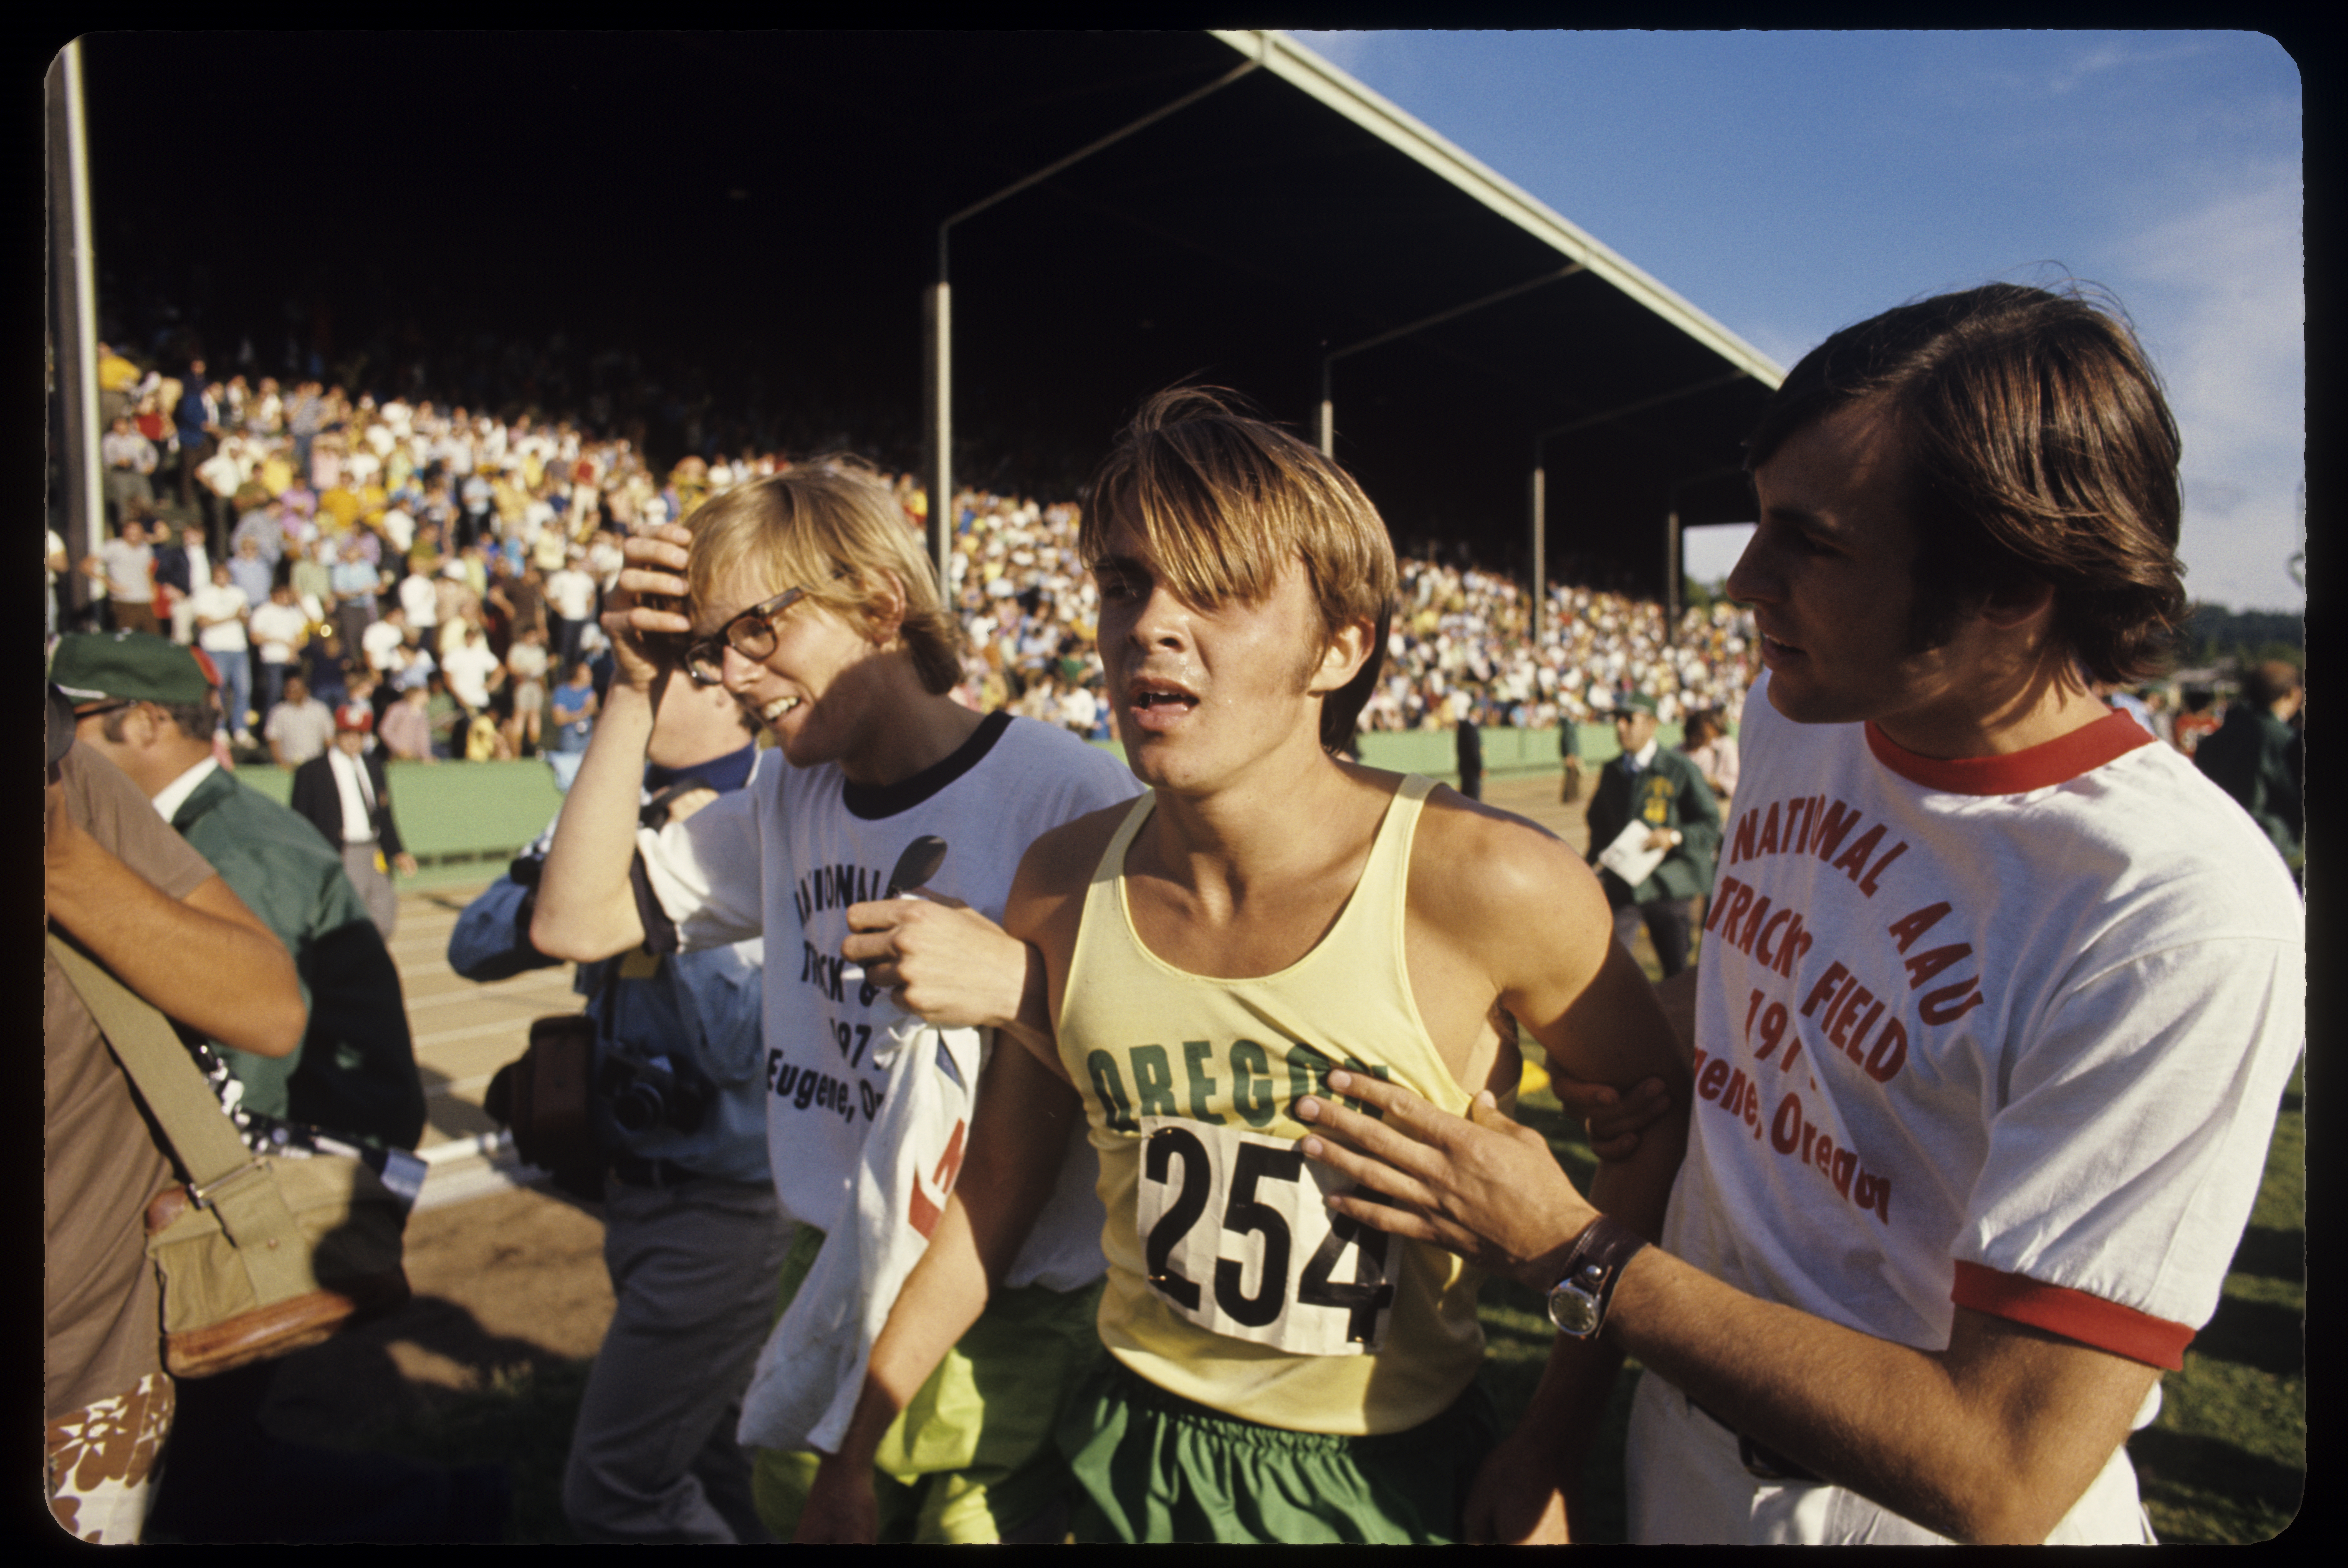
[1082,387,1397,748]
[1083,387,1396,633]
[685,459,962,695]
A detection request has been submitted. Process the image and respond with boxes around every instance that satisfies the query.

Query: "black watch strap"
[1546,1215,1648,1339]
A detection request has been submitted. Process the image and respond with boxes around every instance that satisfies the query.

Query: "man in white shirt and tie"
[290,703,417,939]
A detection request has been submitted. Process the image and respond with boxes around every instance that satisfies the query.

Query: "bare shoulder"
[1408,783,1615,986]
[1410,782,1683,1087]
[1409,783,1609,927]
[1003,795,1141,946]
[1017,797,1138,895]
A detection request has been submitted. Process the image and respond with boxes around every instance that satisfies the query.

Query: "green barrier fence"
[1090,723,1684,783]
[234,759,569,890]
[1354,723,1673,781]
[228,720,1707,888]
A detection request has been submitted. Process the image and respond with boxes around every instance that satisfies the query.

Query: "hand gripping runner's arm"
[1316,803,1691,1544]
[795,825,1095,1544]
[1457,949,1691,1546]
[1304,1073,2159,1543]
[530,524,695,963]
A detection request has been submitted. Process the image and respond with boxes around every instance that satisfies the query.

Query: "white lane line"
[414,1156,553,1214]
[408,1012,579,1049]
[401,973,579,1011]
[389,935,461,959]
[425,1072,501,1099]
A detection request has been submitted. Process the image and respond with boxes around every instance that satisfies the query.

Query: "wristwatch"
[1545,1215,1648,1338]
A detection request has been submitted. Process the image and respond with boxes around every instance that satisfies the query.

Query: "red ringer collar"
[1865,707,2156,795]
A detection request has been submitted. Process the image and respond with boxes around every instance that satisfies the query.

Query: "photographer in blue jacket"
[450,675,784,1543]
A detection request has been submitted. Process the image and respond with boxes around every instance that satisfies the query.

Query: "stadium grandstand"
[56,31,1781,640]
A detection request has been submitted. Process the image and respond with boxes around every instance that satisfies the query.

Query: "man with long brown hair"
[1301,284,2305,1544]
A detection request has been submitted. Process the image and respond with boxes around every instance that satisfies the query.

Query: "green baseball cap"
[50,631,216,709]
[1613,691,1658,718]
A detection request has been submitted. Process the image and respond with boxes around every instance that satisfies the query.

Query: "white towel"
[737,1013,984,1455]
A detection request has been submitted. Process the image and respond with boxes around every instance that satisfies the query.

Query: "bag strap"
[47,932,325,1302]
[46,933,255,1190]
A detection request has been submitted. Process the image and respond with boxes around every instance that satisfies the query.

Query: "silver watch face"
[1549,1284,1603,1336]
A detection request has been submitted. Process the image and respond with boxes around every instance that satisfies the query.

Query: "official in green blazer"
[51,632,427,1148]
[1584,691,1723,978]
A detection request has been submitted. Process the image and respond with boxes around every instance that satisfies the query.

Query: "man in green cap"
[51,631,427,1149]
[53,630,462,1539]
[1584,690,1721,979]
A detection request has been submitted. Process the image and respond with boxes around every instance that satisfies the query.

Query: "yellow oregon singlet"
[1056,774,1489,1435]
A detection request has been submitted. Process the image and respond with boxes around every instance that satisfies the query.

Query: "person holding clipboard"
[1586,692,1720,979]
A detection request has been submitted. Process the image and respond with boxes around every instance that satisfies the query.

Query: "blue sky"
[1289,30,2304,612]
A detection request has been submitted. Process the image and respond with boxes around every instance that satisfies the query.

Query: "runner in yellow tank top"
[804,389,1691,1543]
[1066,775,1489,1437]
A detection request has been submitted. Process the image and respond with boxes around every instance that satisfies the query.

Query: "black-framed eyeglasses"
[684,585,816,687]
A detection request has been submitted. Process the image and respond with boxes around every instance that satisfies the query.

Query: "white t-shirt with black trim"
[1638,672,2303,1543]
[639,711,1142,1289]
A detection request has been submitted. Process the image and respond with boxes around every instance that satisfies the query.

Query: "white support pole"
[51,41,104,567]
[924,53,1259,609]
[1529,449,1547,648]
[1664,498,1681,638]
[1318,359,1334,458]
[923,280,952,603]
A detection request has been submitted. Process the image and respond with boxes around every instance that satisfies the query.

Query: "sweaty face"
[1092,518,1346,794]
[1730,399,1975,744]
[694,564,882,770]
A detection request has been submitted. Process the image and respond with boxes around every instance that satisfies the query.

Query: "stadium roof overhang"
[77,29,1782,610]
[877,28,1786,609]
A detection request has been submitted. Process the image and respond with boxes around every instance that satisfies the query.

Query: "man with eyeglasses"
[529,463,1138,1544]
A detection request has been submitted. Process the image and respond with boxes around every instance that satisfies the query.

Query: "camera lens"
[612,1083,665,1133]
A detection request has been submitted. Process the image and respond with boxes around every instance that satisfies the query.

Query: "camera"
[597,1051,710,1136]
[632,587,693,663]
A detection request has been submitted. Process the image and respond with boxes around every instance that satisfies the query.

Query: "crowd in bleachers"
[1366,567,1755,733]
[58,339,1762,767]
[932,491,1759,740]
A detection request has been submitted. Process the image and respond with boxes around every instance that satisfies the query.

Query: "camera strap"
[596,959,623,1043]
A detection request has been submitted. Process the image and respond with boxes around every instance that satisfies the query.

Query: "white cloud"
[1682,524,1755,587]
[2046,38,2209,95]
[2105,162,2304,609]
[2121,165,2303,471]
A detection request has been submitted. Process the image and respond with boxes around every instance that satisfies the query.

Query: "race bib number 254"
[1136,1117,1399,1356]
